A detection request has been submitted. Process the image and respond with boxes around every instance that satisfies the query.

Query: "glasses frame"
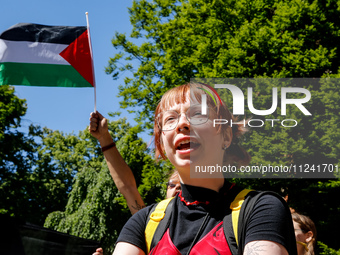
[156,104,211,131]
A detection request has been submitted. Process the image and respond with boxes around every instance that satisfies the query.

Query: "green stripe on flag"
[0,62,92,87]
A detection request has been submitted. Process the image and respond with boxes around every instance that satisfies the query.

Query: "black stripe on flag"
[0,23,87,44]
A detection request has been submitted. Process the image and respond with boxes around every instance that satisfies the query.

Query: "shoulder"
[244,191,297,255]
[125,202,157,229]
[116,204,156,252]
[247,191,291,227]
[252,191,289,216]
[116,197,178,251]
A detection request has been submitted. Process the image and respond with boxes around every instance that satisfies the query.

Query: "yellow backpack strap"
[145,197,174,253]
[229,189,254,246]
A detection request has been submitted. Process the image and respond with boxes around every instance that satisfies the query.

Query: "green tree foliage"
[0,84,169,253]
[25,126,103,224]
[319,241,340,255]
[106,0,340,124]
[0,85,38,221]
[0,85,105,224]
[44,117,170,254]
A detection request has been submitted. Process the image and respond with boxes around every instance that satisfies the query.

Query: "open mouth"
[176,140,200,151]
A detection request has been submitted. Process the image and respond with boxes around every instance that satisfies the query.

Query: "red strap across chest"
[149,222,232,255]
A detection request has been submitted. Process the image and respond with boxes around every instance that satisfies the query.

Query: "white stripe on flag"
[0,39,69,65]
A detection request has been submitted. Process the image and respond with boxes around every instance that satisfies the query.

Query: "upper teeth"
[178,139,190,146]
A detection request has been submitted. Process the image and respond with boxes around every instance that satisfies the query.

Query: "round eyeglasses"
[156,105,210,131]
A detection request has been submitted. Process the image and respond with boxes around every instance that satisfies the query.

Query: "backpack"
[144,189,288,255]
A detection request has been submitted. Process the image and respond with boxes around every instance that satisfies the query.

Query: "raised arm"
[89,112,145,215]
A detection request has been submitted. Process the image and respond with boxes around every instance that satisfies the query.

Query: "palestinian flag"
[0,23,94,87]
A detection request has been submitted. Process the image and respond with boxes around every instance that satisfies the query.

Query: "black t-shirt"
[116,182,297,255]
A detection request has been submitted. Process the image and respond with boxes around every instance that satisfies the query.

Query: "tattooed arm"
[89,112,145,215]
[244,241,288,255]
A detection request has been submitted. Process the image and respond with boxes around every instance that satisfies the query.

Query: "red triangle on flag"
[59,30,94,87]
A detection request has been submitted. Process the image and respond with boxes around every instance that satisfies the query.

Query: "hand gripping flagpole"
[85,12,97,113]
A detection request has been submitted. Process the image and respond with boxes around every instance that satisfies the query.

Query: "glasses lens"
[160,110,179,131]
[188,105,208,125]
[158,106,209,131]
[167,180,178,189]
[167,183,176,189]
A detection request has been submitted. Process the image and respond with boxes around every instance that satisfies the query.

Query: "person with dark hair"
[112,83,297,255]
[292,212,317,255]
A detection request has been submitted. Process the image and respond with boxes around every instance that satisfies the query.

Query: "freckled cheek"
[161,133,174,152]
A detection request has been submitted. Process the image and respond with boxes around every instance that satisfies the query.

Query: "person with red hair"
[111,83,297,255]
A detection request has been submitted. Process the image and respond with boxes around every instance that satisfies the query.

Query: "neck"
[179,174,225,192]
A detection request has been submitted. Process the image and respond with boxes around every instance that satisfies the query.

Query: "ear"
[223,126,232,149]
[305,231,313,243]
